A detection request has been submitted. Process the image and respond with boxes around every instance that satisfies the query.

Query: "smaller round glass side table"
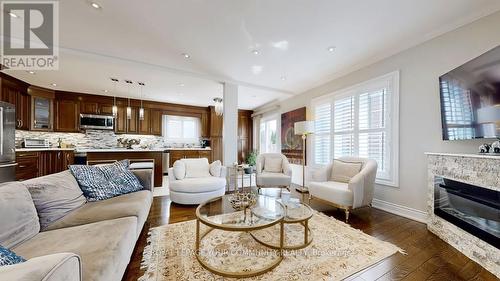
[250,199,314,250]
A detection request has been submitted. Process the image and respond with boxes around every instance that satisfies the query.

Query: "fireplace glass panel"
[434,176,499,248]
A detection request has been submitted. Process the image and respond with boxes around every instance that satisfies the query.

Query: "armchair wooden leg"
[344,209,350,223]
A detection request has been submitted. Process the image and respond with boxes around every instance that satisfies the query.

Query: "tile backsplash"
[15,130,165,149]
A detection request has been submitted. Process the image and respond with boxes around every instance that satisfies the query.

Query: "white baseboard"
[371,198,427,224]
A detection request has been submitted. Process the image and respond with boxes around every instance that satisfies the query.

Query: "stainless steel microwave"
[79,114,114,130]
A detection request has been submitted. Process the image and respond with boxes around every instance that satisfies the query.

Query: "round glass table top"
[279,199,314,222]
[196,194,285,230]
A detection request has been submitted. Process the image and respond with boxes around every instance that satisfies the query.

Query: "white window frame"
[163,115,201,143]
[311,71,399,187]
[259,114,280,154]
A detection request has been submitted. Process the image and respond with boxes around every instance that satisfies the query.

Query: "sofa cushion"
[0,253,81,281]
[330,159,362,183]
[182,158,211,178]
[0,182,40,249]
[13,217,137,281]
[264,157,282,173]
[256,172,291,186]
[69,160,143,201]
[173,160,186,180]
[209,160,222,177]
[22,170,87,230]
[44,190,152,238]
[169,177,226,193]
[0,245,26,265]
[309,181,353,207]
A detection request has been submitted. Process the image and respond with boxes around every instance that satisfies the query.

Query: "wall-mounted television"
[439,46,500,140]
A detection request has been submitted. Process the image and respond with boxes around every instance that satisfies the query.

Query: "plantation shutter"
[333,96,355,159]
[358,89,388,175]
[314,102,332,164]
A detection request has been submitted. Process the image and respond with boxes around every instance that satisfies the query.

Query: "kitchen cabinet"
[54,99,79,132]
[80,101,114,115]
[168,150,212,167]
[138,108,150,134]
[128,107,138,133]
[115,105,139,134]
[16,152,39,180]
[237,111,253,164]
[150,109,162,135]
[28,86,55,131]
[0,76,30,130]
[16,150,74,180]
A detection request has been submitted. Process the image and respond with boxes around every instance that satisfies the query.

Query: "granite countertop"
[164,147,211,151]
[16,148,76,152]
[77,148,166,153]
[425,152,500,160]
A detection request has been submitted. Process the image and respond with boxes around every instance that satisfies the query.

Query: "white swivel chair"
[309,157,377,222]
[168,158,226,205]
[255,153,292,194]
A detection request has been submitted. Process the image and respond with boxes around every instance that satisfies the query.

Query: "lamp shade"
[294,121,315,135]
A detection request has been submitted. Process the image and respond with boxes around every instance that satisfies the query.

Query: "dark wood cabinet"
[1,76,30,130]
[201,112,209,138]
[168,149,212,167]
[127,107,138,133]
[80,101,99,114]
[237,110,253,164]
[99,104,114,115]
[138,108,150,134]
[55,99,79,132]
[115,106,127,133]
[16,150,74,180]
[150,109,162,136]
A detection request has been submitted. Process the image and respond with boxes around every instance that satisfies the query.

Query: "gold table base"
[195,217,285,278]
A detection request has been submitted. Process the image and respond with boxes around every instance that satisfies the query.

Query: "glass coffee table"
[195,194,285,278]
[250,199,314,250]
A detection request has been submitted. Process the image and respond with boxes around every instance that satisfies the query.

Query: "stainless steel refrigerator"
[0,101,17,183]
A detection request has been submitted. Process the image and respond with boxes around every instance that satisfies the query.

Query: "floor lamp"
[294,121,314,193]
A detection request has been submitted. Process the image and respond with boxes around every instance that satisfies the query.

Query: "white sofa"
[168,158,226,205]
[255,153,292,194]
[309,157,377,222]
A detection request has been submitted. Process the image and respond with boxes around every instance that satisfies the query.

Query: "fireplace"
[434,176,499,248]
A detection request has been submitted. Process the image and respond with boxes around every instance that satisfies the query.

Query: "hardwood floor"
[122,187,498,281]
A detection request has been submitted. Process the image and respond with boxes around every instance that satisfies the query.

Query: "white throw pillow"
[264,157,283,173]
[330,159,362,183]
[173,160,186,180]
[183,158,211,178]
[209,160,222,177]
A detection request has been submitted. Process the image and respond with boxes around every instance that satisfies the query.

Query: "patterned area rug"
[139,212,404,280]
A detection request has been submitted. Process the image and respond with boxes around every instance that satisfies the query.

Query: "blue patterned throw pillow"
[69,160,143,201]
[0,245,26,266]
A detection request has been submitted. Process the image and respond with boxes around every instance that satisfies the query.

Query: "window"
[311,71,399,186]
[163,115,201,143]
[260,118,279,153]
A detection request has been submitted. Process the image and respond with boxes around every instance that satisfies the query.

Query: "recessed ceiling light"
[90,2,101,9]
[327,46,336,52]
[26,70,35,74]
[251,65,263,75]
[251,50,260,55]
[103,89,109,93]
[280,76,286,81]
[182,53,190,59]
[51,83,57,87]
[179,83,185,87]
[8,12,18,18]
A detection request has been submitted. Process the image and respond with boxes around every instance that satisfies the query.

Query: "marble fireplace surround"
[426,152,500,277]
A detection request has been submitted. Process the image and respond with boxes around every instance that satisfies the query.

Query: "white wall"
[256,11,500,214]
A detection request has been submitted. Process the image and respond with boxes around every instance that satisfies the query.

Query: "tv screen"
[439,46,500,140]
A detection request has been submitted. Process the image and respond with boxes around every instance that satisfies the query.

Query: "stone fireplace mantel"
[426,152,499,277]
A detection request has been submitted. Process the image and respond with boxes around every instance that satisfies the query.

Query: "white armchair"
[309,157,377,222]
[255,153,292,194]
[168,158,226,205]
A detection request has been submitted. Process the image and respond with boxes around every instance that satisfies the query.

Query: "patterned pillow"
[0,245,25,266]
[69,160,143,202]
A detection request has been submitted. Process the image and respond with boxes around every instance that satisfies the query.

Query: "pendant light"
[213,97,223,116]
[111,78,118,116]
[125,80,133,120]
[138,82,145,121]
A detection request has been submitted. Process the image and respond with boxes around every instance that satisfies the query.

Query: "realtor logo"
[1,1,59,70]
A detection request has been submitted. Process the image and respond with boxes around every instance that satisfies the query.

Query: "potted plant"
[244,151,258,174]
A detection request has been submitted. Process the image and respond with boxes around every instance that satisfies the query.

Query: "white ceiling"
[3,0,500,109]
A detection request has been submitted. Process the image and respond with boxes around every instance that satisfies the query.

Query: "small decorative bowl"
[229,192,257,210]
